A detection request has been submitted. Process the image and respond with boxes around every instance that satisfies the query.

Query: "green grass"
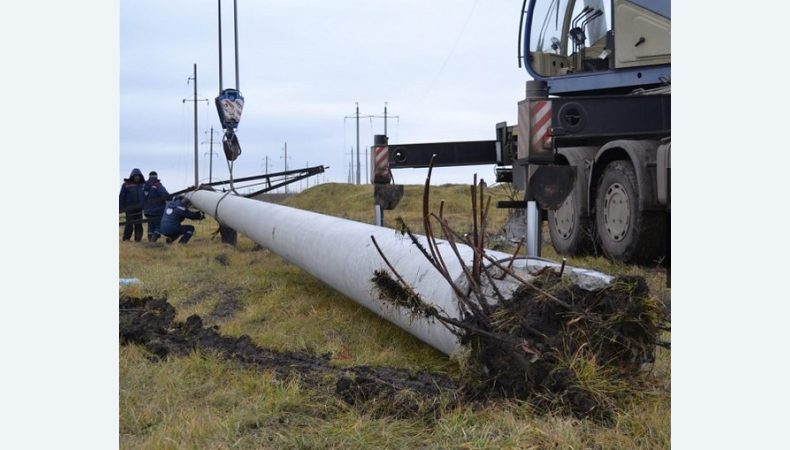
[282,182,514,236]
[120,182,669,449]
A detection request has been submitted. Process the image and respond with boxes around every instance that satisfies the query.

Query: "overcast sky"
[121,0,528,191]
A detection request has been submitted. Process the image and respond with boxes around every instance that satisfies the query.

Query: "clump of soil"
[371,270,437,319]
[368,171,667,420]
[120,295,460,418]
[463,269,663,419]
[372,268,667,420]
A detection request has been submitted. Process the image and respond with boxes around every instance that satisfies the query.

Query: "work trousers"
[145,214,163,242]
[123,209,144,241]
[165,225,195,244]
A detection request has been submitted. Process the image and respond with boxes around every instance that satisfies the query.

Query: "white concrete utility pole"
[184,190,613,356]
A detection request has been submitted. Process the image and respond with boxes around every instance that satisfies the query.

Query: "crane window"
[529,0,611,76]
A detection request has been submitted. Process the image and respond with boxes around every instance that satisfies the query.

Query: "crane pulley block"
[222,129,242,162]
[215,88,245,130]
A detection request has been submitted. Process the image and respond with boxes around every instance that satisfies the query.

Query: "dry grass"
[282,182,514,237]
[120,182,670,449]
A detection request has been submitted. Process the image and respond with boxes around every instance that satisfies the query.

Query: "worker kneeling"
[160,196,205,244]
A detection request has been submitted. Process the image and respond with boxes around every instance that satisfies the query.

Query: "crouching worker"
[160,196,205,244]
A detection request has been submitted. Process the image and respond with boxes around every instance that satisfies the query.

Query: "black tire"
[594,160,666,263]
[548,186,593,256]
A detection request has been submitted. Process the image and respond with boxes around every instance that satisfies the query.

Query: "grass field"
[120,182,670,449]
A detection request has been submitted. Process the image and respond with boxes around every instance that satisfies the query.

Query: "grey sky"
[121,0,529,191]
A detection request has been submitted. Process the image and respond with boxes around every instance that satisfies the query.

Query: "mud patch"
[182,287,246,323]
[206,287,245,322]
[214,253,231,266]
[372,267,666,421]
[181,288,215,308]
[120,295,461,418]
[462,269,664,420]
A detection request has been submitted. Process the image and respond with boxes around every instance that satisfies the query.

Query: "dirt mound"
[120,295,460,418]
[461,269,665,420]
[372,266,667,420]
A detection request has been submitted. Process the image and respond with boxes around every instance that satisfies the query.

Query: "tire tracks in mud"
[120,295,464,418]
[181,286,247,323]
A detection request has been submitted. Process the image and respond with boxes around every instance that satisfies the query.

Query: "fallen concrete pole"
[186,189,612,356]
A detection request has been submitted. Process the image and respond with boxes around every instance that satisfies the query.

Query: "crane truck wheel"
[548,187,593,255]
[594,160,665,264]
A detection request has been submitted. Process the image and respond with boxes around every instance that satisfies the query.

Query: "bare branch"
[433,213,575,311]
[470,175,480,284]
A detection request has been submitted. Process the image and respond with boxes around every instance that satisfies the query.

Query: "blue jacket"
[160,198,203,235]
[143,178,169,216]
[119,168,146,212]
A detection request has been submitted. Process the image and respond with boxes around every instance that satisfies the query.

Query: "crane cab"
[521,0,670,95]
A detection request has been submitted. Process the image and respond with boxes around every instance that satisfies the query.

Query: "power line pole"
[344,102,398,185]
[355,103,360,185]
[374,102,399,138]
[192,64,198,187]
[202,127,221,183]
[384,102,390,136]
[208,126,215,183]
[281,142,291,193]
[346,147,354,184]
[303,161,309,191]
[262,155,269,174]
[182,64,208,187]
[344,103,364,185]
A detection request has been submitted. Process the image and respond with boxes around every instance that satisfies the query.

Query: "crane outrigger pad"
[528,165,576,210]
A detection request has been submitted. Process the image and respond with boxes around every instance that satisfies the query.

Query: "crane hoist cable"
[215,0,244,194]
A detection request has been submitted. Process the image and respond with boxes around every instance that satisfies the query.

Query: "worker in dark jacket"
[143,170,169,242]
[160,196,205,244]
[119,168,146,241]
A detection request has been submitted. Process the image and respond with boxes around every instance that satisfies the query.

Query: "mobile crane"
[379,0,670,264]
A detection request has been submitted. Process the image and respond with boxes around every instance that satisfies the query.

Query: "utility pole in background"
[303,161,309,191]
[344,103,363,185]
[262,155,269,174]
[192,64,198,187]
[183,64,208,187]
[346,147,354,184]
[281,142,291,193]
[371,101,399,139]
[202,127,221,183]
[368,103,398,185]
[344,102,398,185]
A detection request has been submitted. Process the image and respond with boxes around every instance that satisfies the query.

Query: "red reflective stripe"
[530,100,552,150]
[530,100,547,115]
[373,146,389,176]
[532,109,551,132]
[374,147,388,166]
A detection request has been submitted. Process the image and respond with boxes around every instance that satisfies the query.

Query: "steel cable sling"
[215,0,244,194]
